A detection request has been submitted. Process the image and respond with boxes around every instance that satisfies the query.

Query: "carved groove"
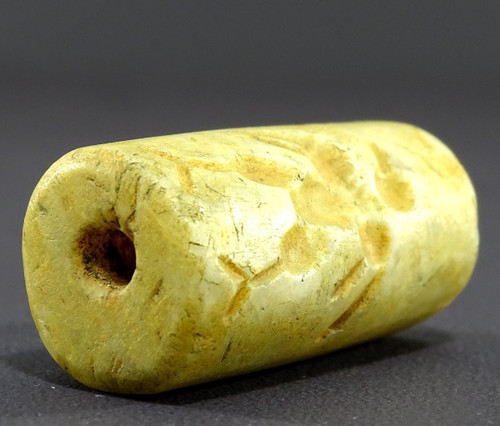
[331,258,365,301]
[218,255,248,281]
[328,269,385,331]
[226,281,250,318]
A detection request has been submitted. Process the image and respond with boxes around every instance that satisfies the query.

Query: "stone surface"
[22,121,479,394]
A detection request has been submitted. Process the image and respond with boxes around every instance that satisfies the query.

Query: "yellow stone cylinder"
[22,122,478,393]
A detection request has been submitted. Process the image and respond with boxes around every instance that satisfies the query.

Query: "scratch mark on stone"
[151,279,163,298]
[221,340,232,362]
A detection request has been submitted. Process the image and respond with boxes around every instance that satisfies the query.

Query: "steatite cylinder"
[22,122,479,393]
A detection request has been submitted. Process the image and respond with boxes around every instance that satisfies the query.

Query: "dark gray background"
[1,1,498,424]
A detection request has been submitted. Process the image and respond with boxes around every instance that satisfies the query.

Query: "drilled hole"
[77,227,136,287]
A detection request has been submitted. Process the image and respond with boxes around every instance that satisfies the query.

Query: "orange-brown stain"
[310,143,355,185]
[176,164,194,194]
[143,148,229,173]
[358,222,391,265]
[279,224,329,275]
[290,176,352,227]
[370,142,392,174]
[370,143,415,212]
[375,173,415,212]
[234,155,298,188]
[146,147,300,189]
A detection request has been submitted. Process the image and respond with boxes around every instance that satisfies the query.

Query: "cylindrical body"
[22,122,478,393]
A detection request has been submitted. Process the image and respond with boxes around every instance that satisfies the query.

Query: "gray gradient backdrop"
[1,1,498,425]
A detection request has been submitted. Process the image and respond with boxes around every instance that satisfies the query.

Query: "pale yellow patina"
[22,122,479,393]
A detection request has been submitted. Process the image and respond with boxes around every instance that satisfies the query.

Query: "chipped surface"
[22,121,479,394]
